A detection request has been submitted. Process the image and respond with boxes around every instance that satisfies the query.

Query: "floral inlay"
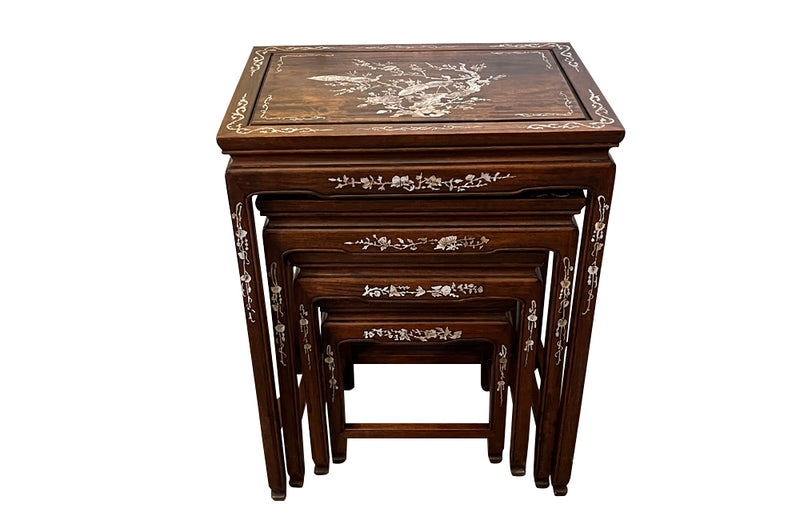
[329,172,514,192]
[554,257,574,366]
[268,262,287,367]
[363,327,463,342]
[361,283,484,299]
[345,234,490,252]
[232,202,256,323]
[323,345,339,402]
[496,345,509,405]
[526,89,614,130]
[582,195,610,315]
[307,59,506,118]
[299,304,312,370]
[523,300,539,366]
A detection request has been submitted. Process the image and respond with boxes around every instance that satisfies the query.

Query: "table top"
[217,43,624,151]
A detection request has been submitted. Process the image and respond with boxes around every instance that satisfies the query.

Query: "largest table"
[217,42,624,499]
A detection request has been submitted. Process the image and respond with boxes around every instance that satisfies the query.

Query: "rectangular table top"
[217,43,624,151]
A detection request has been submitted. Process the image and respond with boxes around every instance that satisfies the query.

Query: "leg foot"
[332,455,346,464]
[553,485,568,496]
[314,464,329,475]
[488,452,502,464]
[270,489,286,501]
[289,477,304,488]
[510,465,526,477]
[534,477,549,489]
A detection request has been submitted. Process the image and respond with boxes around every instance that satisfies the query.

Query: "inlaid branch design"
[308,59,506,118]
[269,262,287,367]
[323,345,339,402]
[232,203,256,323]
[523,300,539,366]
[554,257,574,366]
[299,304,312,370]
[583,195,610,315]
[345,234,490,252]
[496,345,509,405]
[362,283,484,298]
[329,172,514,192]
[363,327,463,342]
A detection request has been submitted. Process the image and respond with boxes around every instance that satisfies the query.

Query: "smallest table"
[217,42,624,500]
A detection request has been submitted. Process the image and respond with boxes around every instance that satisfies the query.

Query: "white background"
[2,1,798,518]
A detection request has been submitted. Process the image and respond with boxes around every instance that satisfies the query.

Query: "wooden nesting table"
[218,42,624,500]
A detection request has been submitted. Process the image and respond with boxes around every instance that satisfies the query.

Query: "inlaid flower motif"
[435,235,460,250]
[523,300,539,366]
[232,202,256,323]
[391,175,410,188]
[361,283,483,298]
[346,234,490,252]
[583,195,611,316]
[268,262,287,367]
[363,327,463,342]
[425,175,443,188]
[330,172,514,193]
[554,258,574,366]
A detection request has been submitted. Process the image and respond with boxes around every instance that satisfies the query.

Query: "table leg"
[509,296,542,475]
[326,342,348,463]
[263,249,306,488]
[227,192,287,501]
[295,287,331,475]
[533,246,577,487]
[487,336,510,464]
[552,173,616,496]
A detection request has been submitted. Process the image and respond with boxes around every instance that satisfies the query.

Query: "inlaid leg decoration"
[488,343,510,463]
[552,185,615,496]
[323,343,347,463]
[294,290,331,475]
[534,248,577,486]
[228,197,286,500]
[263,254,305,488]
[509,297,542,476]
